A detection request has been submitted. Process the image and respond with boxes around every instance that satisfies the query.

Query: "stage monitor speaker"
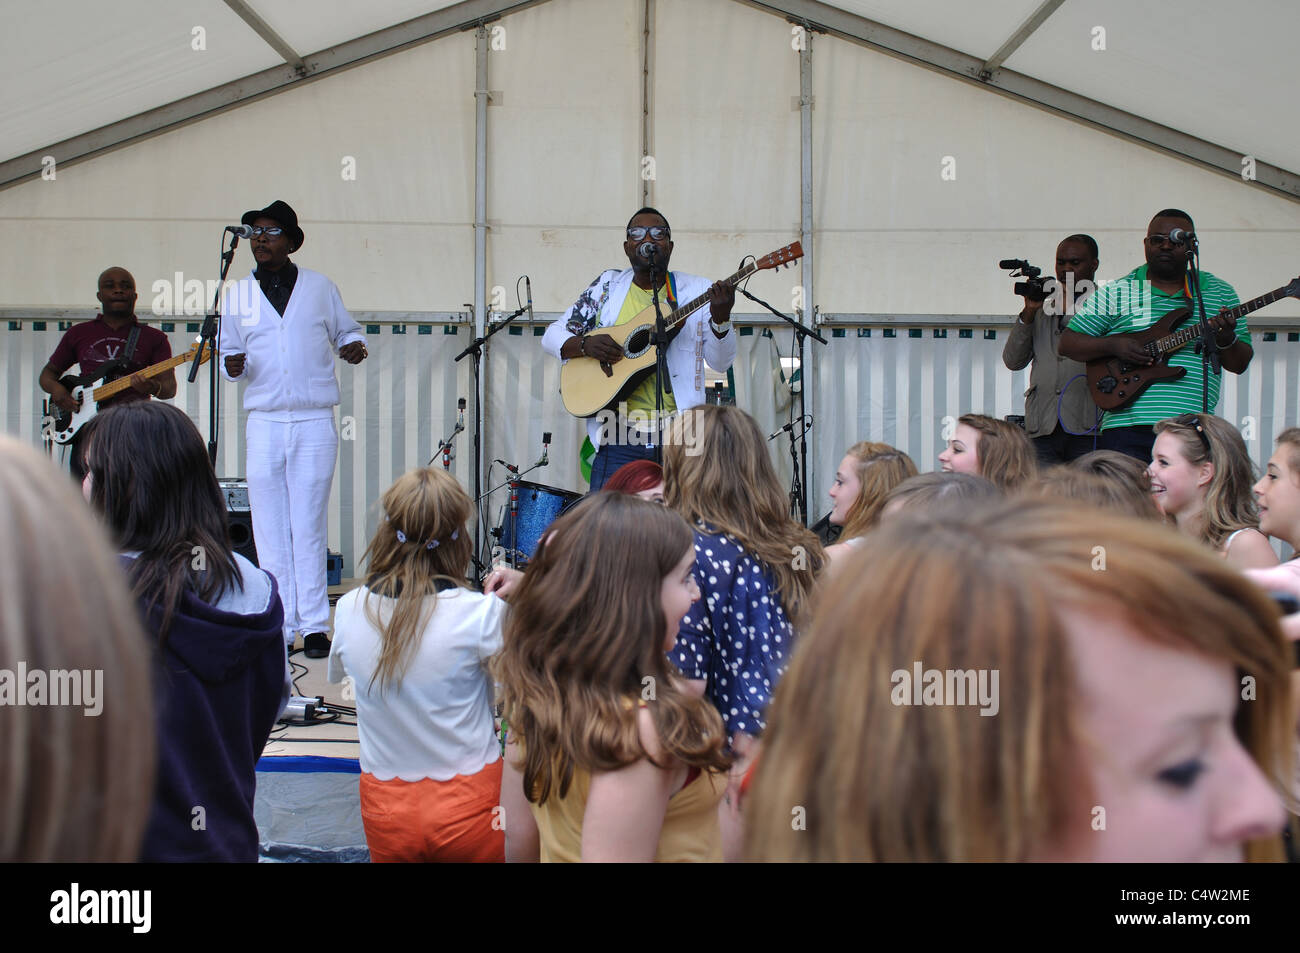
[227,511,259,567]
[220,479,258,567]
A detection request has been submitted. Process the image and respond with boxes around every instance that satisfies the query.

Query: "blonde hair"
[492,493,729,804]
[1153,413,1259,547]
[838,442,919,540]
[958,414,1037,490]
[746,499,1294,862]
[361,468,474,692]
[663,406,824,626]
[0,436,154,861]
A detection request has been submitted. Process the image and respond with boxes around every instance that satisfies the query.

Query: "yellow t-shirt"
[616,282,678,420]
[529,761,725,863]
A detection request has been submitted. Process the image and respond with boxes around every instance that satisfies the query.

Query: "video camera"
[999,259,1057,303]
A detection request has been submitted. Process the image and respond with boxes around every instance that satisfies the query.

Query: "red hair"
[602,460,664,496]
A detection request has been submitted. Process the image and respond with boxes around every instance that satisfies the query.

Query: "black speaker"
[227,511,258,567]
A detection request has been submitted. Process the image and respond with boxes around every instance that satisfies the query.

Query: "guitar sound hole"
[624,325,653,359]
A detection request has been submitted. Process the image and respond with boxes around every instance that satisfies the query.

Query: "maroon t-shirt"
[47,315,172,405]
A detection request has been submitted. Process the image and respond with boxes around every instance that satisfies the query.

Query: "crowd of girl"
[3,400,1298,863]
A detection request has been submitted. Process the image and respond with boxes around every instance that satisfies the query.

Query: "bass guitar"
[559,242,803,418]
[46,342,209,444]
[1086,276,1300,412]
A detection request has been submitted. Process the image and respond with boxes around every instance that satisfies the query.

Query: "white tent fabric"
[3,0,1298,571]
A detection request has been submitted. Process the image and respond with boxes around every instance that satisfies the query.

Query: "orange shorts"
[360,760,505,863]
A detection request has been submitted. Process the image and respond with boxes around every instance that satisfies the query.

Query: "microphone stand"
[737,285,828,526]
[455,300,530,579]
[197,230,240,466]
[1186,241,1218,414]
[474,456,550,573]
[647,247,668,465]
[432,397,466,469]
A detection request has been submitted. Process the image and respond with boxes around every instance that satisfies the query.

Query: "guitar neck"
[1150,285,1290,354]
[92,349,197,401]
[663,263,756,330]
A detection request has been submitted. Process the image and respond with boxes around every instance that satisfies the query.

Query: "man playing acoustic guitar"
[39,266,176,480]
[1060,209,1250,463]
[542,207,737,490]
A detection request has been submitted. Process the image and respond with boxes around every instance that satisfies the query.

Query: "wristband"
[578,335,588,357]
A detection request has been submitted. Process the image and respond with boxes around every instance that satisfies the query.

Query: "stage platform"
[255,579,366,862]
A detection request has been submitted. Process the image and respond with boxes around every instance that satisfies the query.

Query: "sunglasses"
[627,226,670,241]
[249,226,284,237]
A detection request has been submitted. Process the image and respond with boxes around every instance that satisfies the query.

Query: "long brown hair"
[959,413,1037,490]
[0,436,154,861]
[82,401,242,646]
[746,499,1294,862]
[1153,413,1259,547]
[492,493,729,804]
[663,405,824,625]
[1030,466,1163,520]
[838,442,918,540]
[361,468,474,692]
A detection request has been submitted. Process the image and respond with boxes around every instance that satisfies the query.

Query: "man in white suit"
[221,200,367,659]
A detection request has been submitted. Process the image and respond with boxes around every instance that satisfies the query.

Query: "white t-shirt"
[328,585,505,781]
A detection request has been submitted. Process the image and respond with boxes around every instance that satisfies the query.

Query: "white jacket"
[220,266,365,417]
[541,268,736,448]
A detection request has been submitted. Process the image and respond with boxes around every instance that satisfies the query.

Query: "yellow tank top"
[530,762,725,863]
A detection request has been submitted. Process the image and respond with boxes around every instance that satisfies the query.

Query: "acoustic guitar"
[559,243,803,418]
[46,342,209,444]
[1086,276,1300,412]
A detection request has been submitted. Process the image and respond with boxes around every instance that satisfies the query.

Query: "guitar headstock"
[755,242,804,272]
[1286,276,1300,299]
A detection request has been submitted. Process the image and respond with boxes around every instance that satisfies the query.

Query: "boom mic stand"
[737,285,827,526]
[647,246,669,464]
[455,296,531,579]
[196,228,241,466]
[1186,237,1219,414]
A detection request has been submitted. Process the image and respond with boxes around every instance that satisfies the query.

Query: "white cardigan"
[541,268,737,448]
[220,266,365,417]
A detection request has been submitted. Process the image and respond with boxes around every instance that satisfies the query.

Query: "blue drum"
[497,482,581,564]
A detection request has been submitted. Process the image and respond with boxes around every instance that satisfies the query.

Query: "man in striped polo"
[1060,209,1250,462]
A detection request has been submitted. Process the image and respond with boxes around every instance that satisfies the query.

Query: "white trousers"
[246,414,337,644]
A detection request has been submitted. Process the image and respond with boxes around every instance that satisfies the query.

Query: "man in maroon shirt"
[39,266,176,479]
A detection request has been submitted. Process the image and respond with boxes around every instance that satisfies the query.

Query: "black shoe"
[303,632,331,659]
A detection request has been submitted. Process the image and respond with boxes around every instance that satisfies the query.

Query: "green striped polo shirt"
[1067,264,1244,430]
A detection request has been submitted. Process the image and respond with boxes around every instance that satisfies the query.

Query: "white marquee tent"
[4,0,1298,571]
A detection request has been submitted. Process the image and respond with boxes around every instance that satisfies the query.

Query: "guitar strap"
[95,324,142,384]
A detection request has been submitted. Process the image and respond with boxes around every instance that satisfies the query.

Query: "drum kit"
[492,481,582,567]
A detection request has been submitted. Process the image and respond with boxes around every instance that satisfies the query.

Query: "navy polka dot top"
[670,526,796,739]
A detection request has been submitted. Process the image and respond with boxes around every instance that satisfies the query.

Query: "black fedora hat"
[241,200,305,250]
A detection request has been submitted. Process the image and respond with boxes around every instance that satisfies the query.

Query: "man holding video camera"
[1001,234,1100,464]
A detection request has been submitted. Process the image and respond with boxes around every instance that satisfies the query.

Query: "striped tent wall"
[6,315,1299,572]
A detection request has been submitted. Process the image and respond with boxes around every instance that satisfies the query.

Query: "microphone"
[637,241,658,261]
[1168,228,1197,247]
[537,431,551,467]
[768,416,812,441]
[225,225,254,238]
[495,459,520,475]
[525,277,534,323]
[456,397,466,431]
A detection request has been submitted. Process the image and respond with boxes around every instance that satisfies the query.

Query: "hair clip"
[395,529,407,544]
